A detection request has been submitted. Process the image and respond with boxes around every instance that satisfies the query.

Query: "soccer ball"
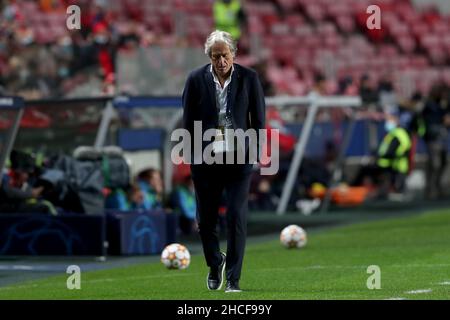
[160,243,191,270]
[280,225,307,248]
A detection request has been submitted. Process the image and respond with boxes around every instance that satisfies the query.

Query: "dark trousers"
[426,141,447,198]
[191,164,252,282]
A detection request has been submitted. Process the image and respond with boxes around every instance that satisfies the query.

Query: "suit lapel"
[204,64,239,125]
[227,65,240,114]
[204,66,216,112]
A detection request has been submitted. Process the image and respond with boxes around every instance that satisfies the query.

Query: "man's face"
[150,171,163,195]
[210,41,233,79]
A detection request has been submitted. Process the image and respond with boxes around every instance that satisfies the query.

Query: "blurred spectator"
[137,168,164,209]
[128,182,152,210]
[1,0,446,101]
[249,176,276,211]
[338,76,358,96]
[377,113,412,193]
[378,75,398,115]
[310,73,327,96]
[0,150,56,214]
[169,173,197,235]
[90,22,115,83]
[117,21,141,51]
[323,139,338,173]
[14,21,34,46]
[352,113,412,197]
[252,60,275,96]
[359,74,379,105]
[105,181,154,211]
[213,0,247,42]
[0,0,119,99]
[403,92,425,173]
[421,83,450,199]
[105,186,130,211]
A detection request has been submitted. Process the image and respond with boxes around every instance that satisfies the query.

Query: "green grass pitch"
[1,209,449,300]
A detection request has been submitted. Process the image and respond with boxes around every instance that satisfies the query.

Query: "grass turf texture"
[0,209,449,300]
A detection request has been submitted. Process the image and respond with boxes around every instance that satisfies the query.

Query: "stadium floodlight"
[0,97,24,188]
[266,94,362,215]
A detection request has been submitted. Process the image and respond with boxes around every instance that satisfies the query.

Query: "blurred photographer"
[421,83,450,199]
[0,150,55,214]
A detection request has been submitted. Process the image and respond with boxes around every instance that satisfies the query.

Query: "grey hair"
[204,30,237,58]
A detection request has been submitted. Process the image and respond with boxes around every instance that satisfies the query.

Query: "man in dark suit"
[182,30,265,292]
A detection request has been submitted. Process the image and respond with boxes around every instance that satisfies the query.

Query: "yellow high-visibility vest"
[377,127,411,174]
[213,0,242,40]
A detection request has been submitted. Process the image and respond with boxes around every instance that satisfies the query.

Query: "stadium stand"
[1,0,449,99]
[1,0,450,255]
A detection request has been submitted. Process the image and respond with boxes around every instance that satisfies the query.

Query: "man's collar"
[210,64,234,84]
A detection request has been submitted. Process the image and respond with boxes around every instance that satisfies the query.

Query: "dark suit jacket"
[182,63,266,173]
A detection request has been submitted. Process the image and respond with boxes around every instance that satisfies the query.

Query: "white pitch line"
[405,289,432,294]
[251,263,450,272]
[0,284,39,291]
[385,297,407,300]
[0,265,35,271]
[12,265,35,271]
[438,281,450,285]
[0,271,202,291]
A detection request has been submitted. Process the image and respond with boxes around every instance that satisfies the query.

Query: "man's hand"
[31,186,44,198]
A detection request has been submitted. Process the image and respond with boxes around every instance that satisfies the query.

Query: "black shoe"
[225,280,242,293]
[206,252,226,290]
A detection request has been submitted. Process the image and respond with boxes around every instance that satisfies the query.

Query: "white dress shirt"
[210,64,234,129]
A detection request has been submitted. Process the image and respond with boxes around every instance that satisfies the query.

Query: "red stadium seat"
[305,3,326,22]
[271,22,290,35]
[276,0,298,11]
[397,35,416,54]
[427,48,447,65]
[335,15,355,33]
[4,0,449,98]
[286,14,304,28]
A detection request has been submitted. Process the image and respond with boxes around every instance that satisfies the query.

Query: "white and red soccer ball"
[160,243,191,270]
[280,225,307,249]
